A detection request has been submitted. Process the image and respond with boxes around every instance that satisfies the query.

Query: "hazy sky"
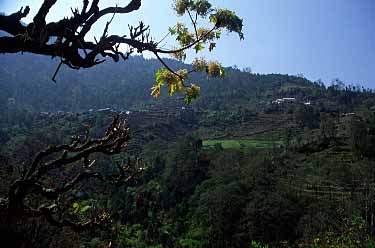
[1,0,374,87]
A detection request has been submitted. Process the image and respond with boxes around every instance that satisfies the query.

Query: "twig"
[52,60,63,82]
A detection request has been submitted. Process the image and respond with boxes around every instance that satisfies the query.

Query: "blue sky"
[1,0,374,87]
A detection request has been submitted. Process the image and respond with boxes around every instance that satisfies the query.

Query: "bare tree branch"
[4,114,143,231]
[0,0,219,81]
[0,6,29,35]
[80,0,142,38]
[32,0,58,35]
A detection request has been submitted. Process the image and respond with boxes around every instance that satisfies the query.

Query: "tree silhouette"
[0,114,144,232]
[0,0,243,102]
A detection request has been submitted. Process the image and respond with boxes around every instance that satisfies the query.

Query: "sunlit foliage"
[151,0,243,102]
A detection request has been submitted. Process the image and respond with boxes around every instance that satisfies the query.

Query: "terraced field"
[203,138,283,149]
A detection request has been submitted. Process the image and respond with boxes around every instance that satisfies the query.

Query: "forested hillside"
[1,54,375,247]
[1,53,374,111]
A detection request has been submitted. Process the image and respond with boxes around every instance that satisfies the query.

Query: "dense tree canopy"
[1,54,375,246]
[0,0,244,242]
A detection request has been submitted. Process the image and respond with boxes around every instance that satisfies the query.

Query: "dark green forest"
[1,53,375,247]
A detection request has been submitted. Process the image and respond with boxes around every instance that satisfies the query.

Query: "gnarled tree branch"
[4,113,144,231]
[0,0,219,81]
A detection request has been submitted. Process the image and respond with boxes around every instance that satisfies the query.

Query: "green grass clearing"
[203,139,283,150]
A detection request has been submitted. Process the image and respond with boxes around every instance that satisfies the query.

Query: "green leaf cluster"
[175,23,195,47]
[185,84,200,104]
[207,61,225,78]
[151,67,186,98]
[173,0,212,17]
[210,9,244,40]
[72,201,92,214]
[160,2,243,105]
[192,58,224,78]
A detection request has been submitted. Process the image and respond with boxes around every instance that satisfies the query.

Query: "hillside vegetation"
[1,54,375,247]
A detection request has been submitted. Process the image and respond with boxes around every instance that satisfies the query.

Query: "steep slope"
[0,53,322,111]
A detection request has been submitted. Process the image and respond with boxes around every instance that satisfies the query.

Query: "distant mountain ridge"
[0,52,371,113]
